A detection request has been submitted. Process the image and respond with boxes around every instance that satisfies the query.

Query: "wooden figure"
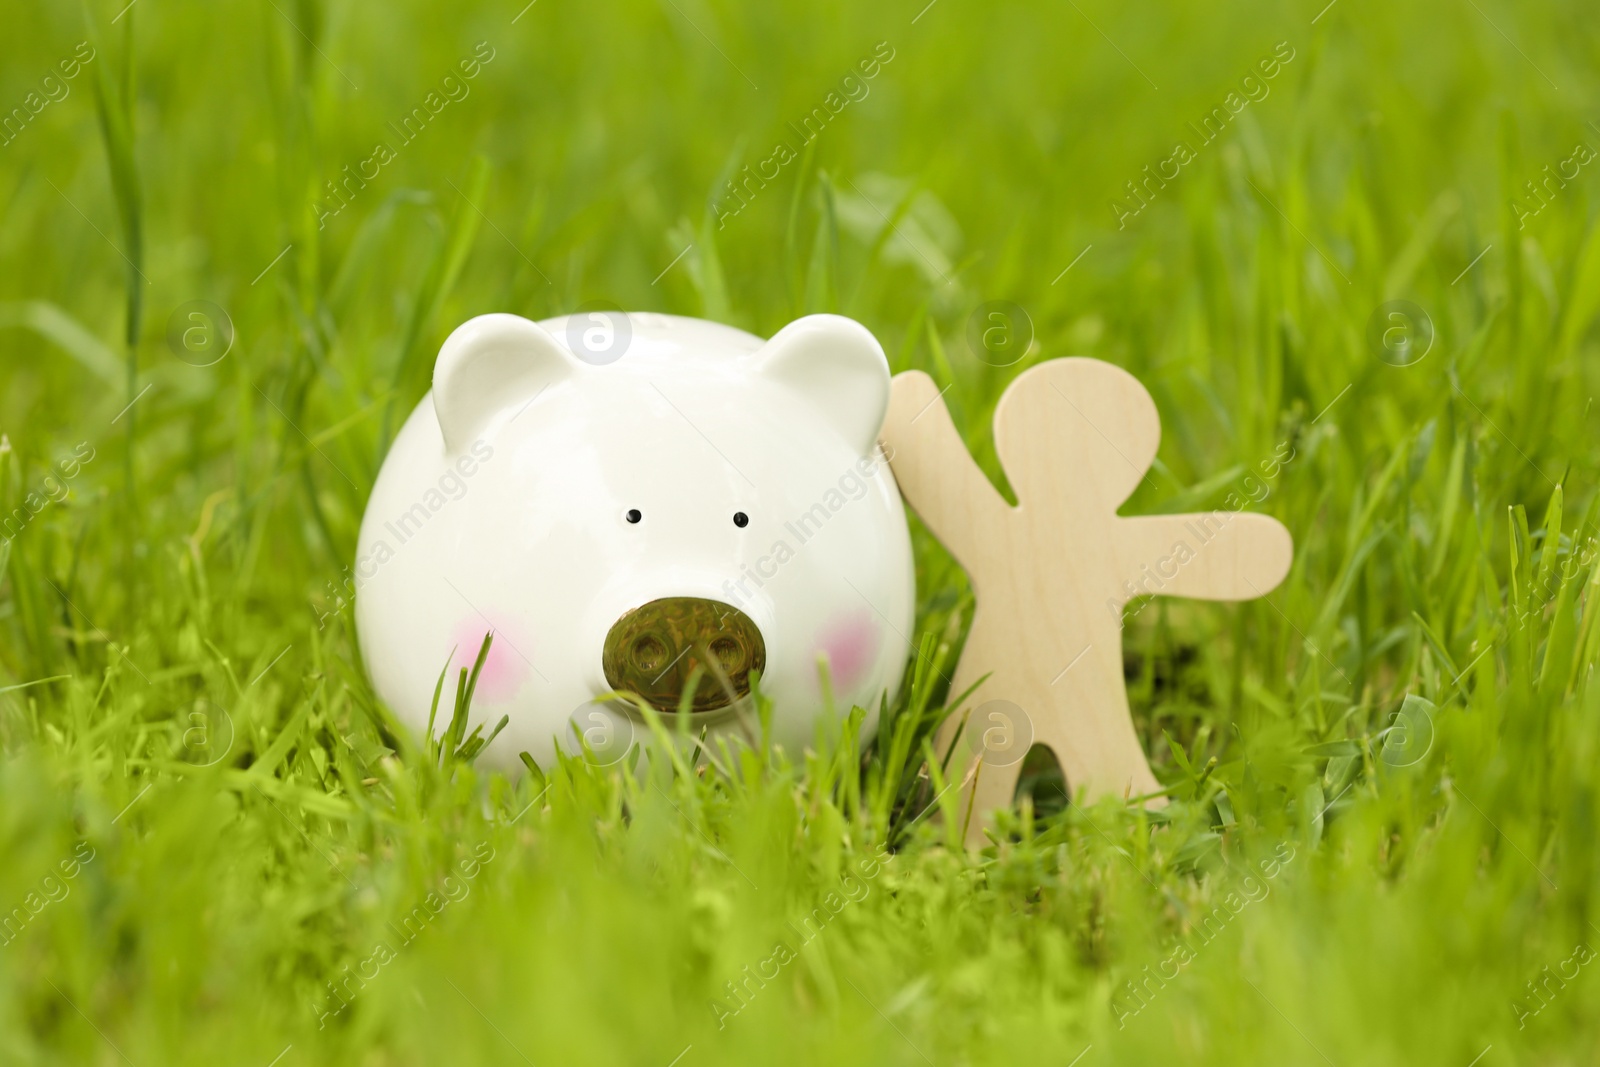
[879,359,1293,844]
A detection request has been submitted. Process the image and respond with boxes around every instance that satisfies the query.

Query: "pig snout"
[601,597,766,713]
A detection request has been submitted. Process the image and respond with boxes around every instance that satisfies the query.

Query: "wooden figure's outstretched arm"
[1111,511,1293,604]
[880,370,1011,574]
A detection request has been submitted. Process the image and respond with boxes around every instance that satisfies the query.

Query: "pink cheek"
[449,616,531,703]
[814,611,881,694]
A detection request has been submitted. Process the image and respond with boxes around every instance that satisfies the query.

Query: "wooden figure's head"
[994,358,1161,514]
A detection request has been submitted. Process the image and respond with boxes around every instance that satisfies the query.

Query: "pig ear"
[432,314,579,454]
[753,314,890,455]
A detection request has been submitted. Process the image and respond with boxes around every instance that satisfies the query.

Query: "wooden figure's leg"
[932,654,1032,847]
[1034,648,1164,810]
[956,750,1026,845]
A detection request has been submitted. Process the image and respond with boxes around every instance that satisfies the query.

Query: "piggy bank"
[354,311,914,768]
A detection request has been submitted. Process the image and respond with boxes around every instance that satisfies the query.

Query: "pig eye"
[625,509,642,524]
[733,512,749,528]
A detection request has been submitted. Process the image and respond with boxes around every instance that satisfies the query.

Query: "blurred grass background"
[2,0,1600,1063]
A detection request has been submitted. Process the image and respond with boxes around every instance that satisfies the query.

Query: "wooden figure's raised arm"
[1111,511,1293,605]
[879,370,1011,573]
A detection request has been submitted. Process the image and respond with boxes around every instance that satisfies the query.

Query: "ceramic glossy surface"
[354,311,914,768]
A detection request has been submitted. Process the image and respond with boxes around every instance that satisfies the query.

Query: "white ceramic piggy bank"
[354,311,914,769]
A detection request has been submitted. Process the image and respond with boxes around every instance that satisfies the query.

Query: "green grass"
[3,0,1600,1063]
